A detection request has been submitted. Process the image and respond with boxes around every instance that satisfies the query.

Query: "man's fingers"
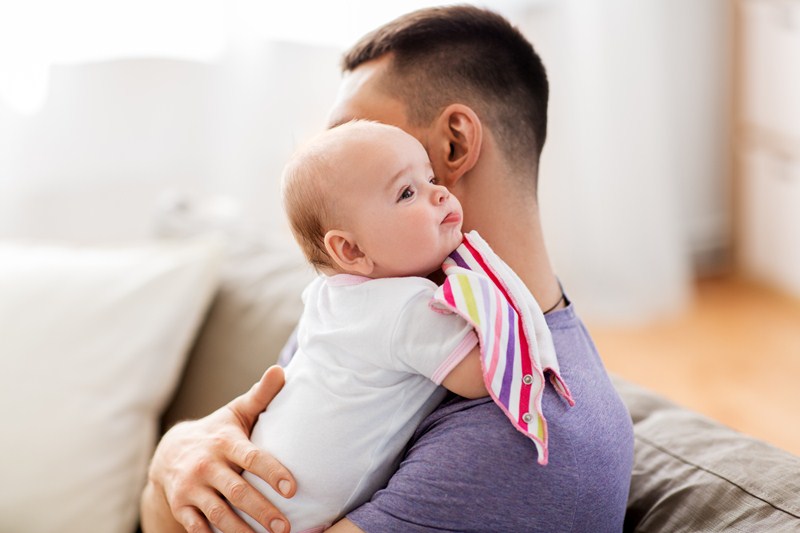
[203,365,292,533]
[250,365,286,409]
[212,469,291,533]
[228,365,286,431]
[195,490,263,533]
[175,506,214,533]
[145,382,295,533]
[225,441,296,499]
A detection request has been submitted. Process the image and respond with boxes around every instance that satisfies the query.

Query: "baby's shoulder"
[370,275,437,293]
[313,275,440,322]
[363,276,439,311]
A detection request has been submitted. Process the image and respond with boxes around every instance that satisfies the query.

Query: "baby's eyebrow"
[386,164,412,191]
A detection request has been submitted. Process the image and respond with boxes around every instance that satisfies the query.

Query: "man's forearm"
[140,481,187,533]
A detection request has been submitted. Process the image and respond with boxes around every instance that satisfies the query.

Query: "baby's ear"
[324,230,374,276]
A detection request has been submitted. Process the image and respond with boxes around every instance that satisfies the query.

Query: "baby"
[231,121,487,532]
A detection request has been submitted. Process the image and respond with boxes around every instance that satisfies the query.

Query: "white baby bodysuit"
[236,273,477,532]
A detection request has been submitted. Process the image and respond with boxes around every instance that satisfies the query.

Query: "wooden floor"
[587,275,800,456]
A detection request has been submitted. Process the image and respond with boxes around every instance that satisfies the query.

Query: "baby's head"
[282,121,463,278]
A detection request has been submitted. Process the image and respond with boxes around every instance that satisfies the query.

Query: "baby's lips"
[442,211,462,225]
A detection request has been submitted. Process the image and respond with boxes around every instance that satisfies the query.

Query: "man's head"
[283,121,463,278]
[333,5,549,191]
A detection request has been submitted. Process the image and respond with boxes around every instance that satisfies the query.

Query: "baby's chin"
[422,245,462,280]
[396,237,463,280]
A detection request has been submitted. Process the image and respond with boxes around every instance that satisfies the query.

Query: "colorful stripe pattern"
[432,232,574,465]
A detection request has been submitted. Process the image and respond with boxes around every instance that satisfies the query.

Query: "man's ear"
[324,230,374,276]
[429,104,483,188]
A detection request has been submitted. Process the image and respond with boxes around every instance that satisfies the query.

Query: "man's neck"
[459,152,564,312]
[475,206,563,312]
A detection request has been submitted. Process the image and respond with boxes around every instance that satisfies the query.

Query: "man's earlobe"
[430,104,482,187]
[324,230,374,276]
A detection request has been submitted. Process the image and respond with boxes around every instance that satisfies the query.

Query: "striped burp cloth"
[431,230,574,465]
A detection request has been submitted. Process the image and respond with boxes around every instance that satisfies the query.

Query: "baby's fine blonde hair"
[282,146,335,271]
[282,120,381,270]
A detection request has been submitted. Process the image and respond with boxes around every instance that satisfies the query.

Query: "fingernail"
[270,519,286,533]
[278,479,291,496]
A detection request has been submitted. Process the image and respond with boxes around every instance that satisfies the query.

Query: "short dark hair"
[343,5,549,183]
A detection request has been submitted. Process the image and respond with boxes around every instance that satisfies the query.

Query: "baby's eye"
[399,187,415,201]
[429,176,438,185]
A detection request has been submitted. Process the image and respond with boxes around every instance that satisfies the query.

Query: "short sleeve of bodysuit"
[389,284,478,384]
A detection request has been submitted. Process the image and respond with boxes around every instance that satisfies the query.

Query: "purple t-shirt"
[346,303,634,532]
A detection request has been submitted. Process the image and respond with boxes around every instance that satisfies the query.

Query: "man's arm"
[440,345,487,399]
[140,366,296,533]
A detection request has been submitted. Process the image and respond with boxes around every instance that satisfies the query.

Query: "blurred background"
[1,0,798,451]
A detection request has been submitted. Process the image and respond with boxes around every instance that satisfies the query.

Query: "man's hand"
[140,365,296,533]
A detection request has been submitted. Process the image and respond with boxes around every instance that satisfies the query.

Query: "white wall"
[520,0,731,322]
[0,43,341,245]
[663,0,733,271]
[0,1,733,324]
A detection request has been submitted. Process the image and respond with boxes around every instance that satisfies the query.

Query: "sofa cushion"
[613,376,800,532]
[0,238,221,533]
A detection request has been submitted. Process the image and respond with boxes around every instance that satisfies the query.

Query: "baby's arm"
[440,344,487,399]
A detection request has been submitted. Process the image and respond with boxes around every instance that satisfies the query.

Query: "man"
[141,6,634,532]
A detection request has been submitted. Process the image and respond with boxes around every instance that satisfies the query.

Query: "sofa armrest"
[612,375,800,532]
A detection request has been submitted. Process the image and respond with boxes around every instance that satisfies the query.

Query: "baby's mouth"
[441,212,462,225]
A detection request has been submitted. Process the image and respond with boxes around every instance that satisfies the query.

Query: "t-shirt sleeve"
[390,287,477,384]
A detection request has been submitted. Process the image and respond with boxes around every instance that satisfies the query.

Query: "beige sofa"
[160,237,800,532]
[3,232,799,533]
